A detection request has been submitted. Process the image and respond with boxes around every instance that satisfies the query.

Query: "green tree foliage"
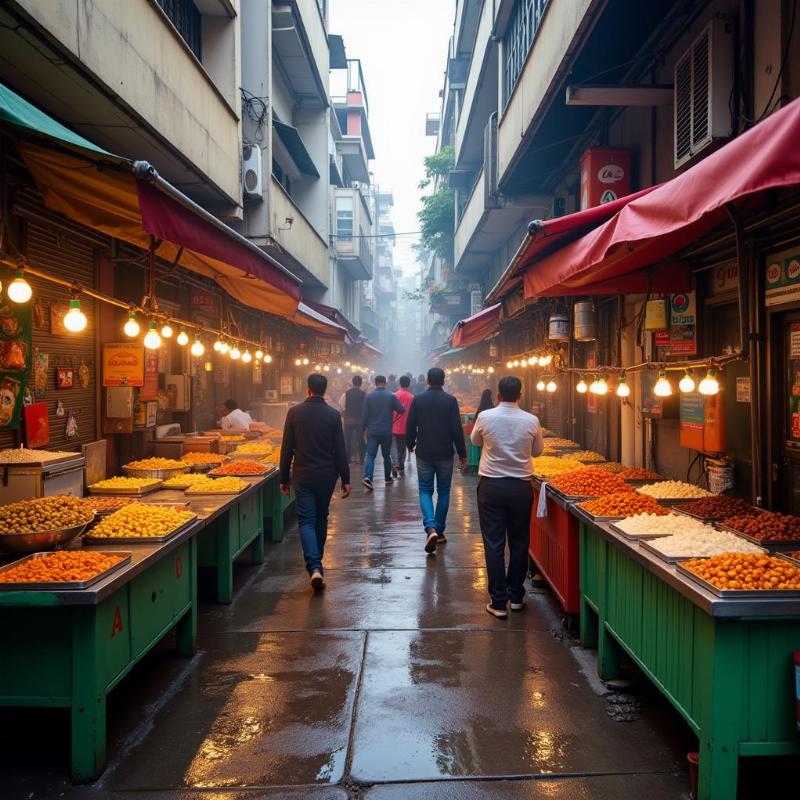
[417,146,455,265]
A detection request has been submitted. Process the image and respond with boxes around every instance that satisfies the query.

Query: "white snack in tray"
[636,480,711,499]
[615,513,709,537]
[646,529,764,558]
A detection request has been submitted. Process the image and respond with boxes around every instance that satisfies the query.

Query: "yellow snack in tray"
[531,456,586,479]
[234,442,273,455]
[89,503,195,538]
[185,476,248,494]
[89,476,161,490]
[162,473,209,488]
[124,458,186,470]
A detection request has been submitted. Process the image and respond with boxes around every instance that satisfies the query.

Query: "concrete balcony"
[332,187,374,280]
[335,236,374,281]
[271,177,330,289]
[454,0,498,169]
[0,0,242,211]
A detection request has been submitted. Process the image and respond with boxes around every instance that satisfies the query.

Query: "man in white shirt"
[470,376,544,619]
[219,398,253,431]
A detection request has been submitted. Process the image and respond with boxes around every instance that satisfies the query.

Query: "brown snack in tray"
[722,511,800,541]
[677,495,756,520]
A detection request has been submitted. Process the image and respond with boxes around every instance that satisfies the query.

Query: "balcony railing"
[503,0,551,106]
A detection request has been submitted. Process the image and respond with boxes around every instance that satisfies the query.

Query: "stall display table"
[529,479,580,614]
[262,471,294,542]
[0,522,201,781]
[575,508,800,800]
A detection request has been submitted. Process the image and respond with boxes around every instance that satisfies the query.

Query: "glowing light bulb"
[220,340,230,354]
[143,321,161,350]
[190,335,204,357]
[506,361,513,369]
[616,376,630,398]
[242,349,252,363]
[679,369,696,393]
[160,323,173,339]
[653,369,672,397]
[576,376,588,394]
[230,345,241,360]
[487,366,494,374]
[513,360,519,367]
[302,358,309,366]
[213,339,223,352]
[323,365,330,372]
[345,361,351,367]
[63,298,87,333]
[589,377,600,394]
[595,376,609,395]
[546,380,557,393]
[7,273,32,303]
[536,379,545,391]
[176,329,189,346]
[264,354,272,363]
[520,359,528,368]
[123,312,140,338]
[699,367,719,395]
[255,349,264,360]
[337,368,342,374]
[294,358,302,366]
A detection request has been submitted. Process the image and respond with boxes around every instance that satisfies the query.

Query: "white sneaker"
[510,600,526,612]
[486,603,508,619]
[310,571,325,591]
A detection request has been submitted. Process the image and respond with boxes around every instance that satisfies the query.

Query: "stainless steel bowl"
[122,465,190,479]
[0,518,94,554]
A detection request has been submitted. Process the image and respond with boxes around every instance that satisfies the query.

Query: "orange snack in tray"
[722,511,800,542]
[617,467,663,482]
[681,553,800,591]
[210,460,269,476]
[579,492,668,518]
[181,452,228,465]
[1,551,126,583]
[548,466,634,497]
[594,461,626,473]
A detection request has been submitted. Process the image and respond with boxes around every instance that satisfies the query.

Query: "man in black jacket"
[280,374,351,591]
[406,367,467,554]
[341,375,366,463]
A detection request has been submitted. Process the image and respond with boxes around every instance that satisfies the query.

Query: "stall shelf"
[575,507,800,800]
[0,521,202,781]
[529,478,580,614]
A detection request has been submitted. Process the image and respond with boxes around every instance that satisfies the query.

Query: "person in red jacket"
[391,375,415,477]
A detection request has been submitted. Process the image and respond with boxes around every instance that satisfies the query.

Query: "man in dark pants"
[470,376,544,618]
[362,374,404,491]
[341,375,366,463]
[406,367,467,554]
[280,374,351,591]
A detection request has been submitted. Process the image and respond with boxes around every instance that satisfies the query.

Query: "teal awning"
[438,347,465,359]
[0,82,111,156]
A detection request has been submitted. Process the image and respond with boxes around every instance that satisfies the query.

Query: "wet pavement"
[1,462,694,800]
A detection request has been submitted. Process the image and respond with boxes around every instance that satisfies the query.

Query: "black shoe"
[310,571,325,592]
[424,528,438,554]
[362,477,373,491]
[436,533,447,544]
[391,465,399,478]
[385,477,394,485]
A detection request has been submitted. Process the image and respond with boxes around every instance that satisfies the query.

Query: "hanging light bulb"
[302,357,309,366]
[230,344,241,360]
[536,379,545,391]
[513,360,520,367]
[589,376,600,394]
[241,349,252,363]
[679,369,696,393]
[520,359,528,368]
[143,321,162,350]
[543,354,553,366]
[506,361,513,369]
[190,334,204,357]
[264,354,272,364]
[63,297,87,333]
[255,348,264,360]
[337,368,342,374]
[345,361,351,367]
[699,367,720,395]
[176,329,189,346]
[595,376,609,395]
[123,311,140,338]
[220,340,230,355]
[160,322,173,339]
[546,379,557,393]
[213,338,223,352]
[576,375,588,394]
[294,358,302,366]
[7,271,32,303]
[616,375,630,398]
[654,369,672,397]
[487,366,495,374]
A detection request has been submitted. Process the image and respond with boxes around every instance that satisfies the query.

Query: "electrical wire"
[753,0,797,123]
[240,88,269,144]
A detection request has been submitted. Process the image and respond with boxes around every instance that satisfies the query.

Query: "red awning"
[305,300,360,338]
[360,340,383,359]
[295,302,347,340]
[451,303,501,348]
[521,97,800,298]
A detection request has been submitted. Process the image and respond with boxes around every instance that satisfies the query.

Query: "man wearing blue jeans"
[280,374,351,591]
[361,374,404,491]
[406,367,467,554]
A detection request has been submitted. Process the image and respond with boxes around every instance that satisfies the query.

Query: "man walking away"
[413,374,426,395]
[362,375,404,491]
[406,367,466,554]
[341,376,366,463]
[387,374,398,393]
[391,375,415,477]
[280,374,351,591]
[470,376,544,619]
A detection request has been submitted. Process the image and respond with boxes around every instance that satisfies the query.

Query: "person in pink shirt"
[391,375,415,477]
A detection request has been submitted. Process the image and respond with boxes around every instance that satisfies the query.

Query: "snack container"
[0,551,131,590]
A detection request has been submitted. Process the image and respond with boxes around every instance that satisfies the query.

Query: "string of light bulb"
[504,353,555,369]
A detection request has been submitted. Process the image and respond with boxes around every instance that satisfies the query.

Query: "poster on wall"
[280,374,294,396]
[668,292,697,355]
[766,253,800,306]
[23,402,49,447]
[0,267,32,430]
[140,350,160,400]
[102,344,145,387]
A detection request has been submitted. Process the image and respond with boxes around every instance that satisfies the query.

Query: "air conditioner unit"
[242,144,263,200]
[673,17,734,169]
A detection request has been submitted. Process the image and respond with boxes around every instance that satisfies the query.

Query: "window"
[503,0,549,105]
[157,0,202,60]
[336,196,354,239]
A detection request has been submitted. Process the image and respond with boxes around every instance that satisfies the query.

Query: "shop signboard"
[679,394,705,450]
[765,253,800,306]
[668,292,697,355]
[103,344,145,387]
[140,350,160,400]
[709,261,739,295]
[190,288,219,318]
[736,377,751,403]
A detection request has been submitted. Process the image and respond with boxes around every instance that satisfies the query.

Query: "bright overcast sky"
[329,0,455,277]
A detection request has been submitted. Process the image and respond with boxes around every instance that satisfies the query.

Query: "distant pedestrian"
[470,376,544,619]
[387,374,398,392]
[406,367,466,554]
[391,375,414,477]
[280,374,351,592]
[362,374,404,491]
[467,388,495,435]
[413,374,426,395]
[340,375,367,463]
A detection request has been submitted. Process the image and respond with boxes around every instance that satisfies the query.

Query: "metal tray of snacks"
[715,524,800,549]
[671,505,717,522]
[639,538,766,565]
[607,521,668,541]
[88,480,164,496]
[574,505,626,522]
[0,519,95,554]
[633,493,703,506]
[184,483,247,496]
[0,551,131,590]
[122,466,190,480]
[82,516,197,544]
[782,552,800,568]
[675,557,800,598]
